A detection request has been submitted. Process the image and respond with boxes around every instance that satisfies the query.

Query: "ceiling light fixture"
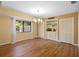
[33,9,43,37]
[34,9,43,23]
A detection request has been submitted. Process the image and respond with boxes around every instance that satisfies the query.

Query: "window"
[16,20,23,32]
[23,21,31,32]
[16,20,31,32]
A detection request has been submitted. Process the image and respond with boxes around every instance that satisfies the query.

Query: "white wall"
[38,20,45,38]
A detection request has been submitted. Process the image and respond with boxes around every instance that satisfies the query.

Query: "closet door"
[59,17,74,44]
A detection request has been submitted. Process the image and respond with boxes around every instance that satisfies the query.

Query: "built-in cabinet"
[45,17,74,45]
[45,19,58,41]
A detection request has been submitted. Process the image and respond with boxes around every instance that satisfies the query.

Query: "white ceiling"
[1,1,79,18]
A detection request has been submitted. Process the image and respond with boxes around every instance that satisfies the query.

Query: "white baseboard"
[71,43,77,46]
[0,42,10,46]
[41,38,79,47]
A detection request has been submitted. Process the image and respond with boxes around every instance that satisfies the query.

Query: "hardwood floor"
[0,38,79,57]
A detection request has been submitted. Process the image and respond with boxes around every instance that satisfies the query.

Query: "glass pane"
[46,21,57,31]
[16,20,23,32]
[24,21,31,32]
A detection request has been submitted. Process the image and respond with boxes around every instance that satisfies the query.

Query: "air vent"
[48,17,55,19]
[71,1,77,4]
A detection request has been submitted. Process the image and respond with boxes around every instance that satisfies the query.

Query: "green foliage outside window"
[16,20,31,32]
[16,21,23,32]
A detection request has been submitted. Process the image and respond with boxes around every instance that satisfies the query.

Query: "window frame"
[16,20,31,32]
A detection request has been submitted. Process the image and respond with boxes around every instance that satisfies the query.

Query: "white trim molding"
[78,13,79,47]
[72,17,74,45]
[0,41,10,46]
[11,17,16,44]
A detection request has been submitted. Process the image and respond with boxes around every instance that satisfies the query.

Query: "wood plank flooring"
[0,39,79,57]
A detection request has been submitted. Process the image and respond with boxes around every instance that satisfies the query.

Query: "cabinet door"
[46,32,56,40]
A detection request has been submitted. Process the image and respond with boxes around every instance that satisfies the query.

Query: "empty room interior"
[0,1,79,57]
